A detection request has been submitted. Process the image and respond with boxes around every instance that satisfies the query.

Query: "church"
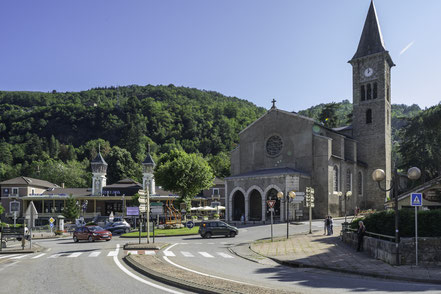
[225,1,392,222]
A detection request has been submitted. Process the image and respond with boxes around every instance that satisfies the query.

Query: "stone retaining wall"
[342,231,441,266]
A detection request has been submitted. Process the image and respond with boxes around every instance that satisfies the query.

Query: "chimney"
[62,183,65,188]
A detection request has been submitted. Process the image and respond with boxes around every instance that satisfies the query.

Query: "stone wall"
[342,231,441,266]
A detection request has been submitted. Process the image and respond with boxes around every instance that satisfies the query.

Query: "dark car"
[104,221,131,234]
[198,221,238,238]
[73,226,112,242]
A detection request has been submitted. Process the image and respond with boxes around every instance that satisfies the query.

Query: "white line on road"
[217,252,234,258]
[112,244,184,294]
[107,250,118,257]
[164,251,175,257]
[181,251,194,257]
[128,251,138,255]
[144,251,155,255]
[48,254,62,258]
[89,252,101,257]
[0,254,20,259]
[198,252,214,258]
[163,244,255,286]
[67,252,82,258]
[32,253,46,259]
[11,255,27,259]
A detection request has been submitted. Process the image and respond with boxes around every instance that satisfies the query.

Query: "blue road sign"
[50,223,54,228]
[411,193,422,206]
[186,221,194,229]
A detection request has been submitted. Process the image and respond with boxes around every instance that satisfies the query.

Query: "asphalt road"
[1,220,441,294]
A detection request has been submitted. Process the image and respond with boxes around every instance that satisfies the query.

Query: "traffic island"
[123,242,167,250]
[124,254,297,294]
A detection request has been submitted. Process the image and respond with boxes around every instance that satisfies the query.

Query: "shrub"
[350,209,441,237]
[55,230,64,235]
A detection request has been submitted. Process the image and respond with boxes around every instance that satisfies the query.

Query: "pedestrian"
[326,216,332,235]
[357,220,366,251]
[240,213,245,224]
[323,216,328,235]
[329,216,334,235]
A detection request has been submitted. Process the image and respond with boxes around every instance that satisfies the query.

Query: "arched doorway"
[266,188,281,220]
[249,190,262,221]
[232,191,245,221]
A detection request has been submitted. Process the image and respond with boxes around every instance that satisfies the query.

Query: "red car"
[73,226,112,242]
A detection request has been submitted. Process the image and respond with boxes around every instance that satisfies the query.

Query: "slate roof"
[41,188,91,197]
[352,0,386,59]
[91,152,107,165]
[225,167,310,180]
[142,153,155,166]
[0,177,59,188]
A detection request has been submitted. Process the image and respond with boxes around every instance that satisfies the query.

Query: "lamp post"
[82,200,88,219]
[277,190,296,239]
[372,166,421,265]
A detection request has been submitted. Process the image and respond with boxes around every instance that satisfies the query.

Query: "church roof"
[91,152,107,165]
[142,153,155,166]
[225,167,310,180]
[352,0,386,59]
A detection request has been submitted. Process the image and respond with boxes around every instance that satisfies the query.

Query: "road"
[0,220,440,294]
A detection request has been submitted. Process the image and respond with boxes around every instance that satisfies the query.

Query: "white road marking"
[89,251,101,257]
[107,250,118,257]
[0,254,20,259]
[181,251,194,257]
[163,244,255,286]
[11,255,27,259]
[32,253,46,259]
[48,254,62,258]
[112,244,184,294]
[144,251,155,255]
[164,251,175,257]
[217,252,234,258]
[128,251,138,255]
[67,252,82,258]
[198,252,214,258]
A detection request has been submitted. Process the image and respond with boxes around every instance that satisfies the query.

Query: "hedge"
[350,209,441,237]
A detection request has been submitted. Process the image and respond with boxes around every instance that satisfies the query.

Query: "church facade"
[225,1,392,222]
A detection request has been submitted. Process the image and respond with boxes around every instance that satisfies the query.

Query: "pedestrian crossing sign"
[411,193,422,206]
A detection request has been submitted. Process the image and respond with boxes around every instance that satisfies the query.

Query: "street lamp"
[372,166,421,265]
[277,190,296,239]
[338,191,352,225]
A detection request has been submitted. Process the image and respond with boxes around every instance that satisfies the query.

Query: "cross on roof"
[271,99,277,109]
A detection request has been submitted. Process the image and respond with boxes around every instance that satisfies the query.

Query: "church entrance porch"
[249,189,262,221]
[232,190,245,221]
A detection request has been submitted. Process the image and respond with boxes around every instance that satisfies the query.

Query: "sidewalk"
[247,226,441,285]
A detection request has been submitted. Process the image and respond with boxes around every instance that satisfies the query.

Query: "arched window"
[358,171,363,196]
[333,165,339,192]
[373,83,377,99]
[367,84,372,100]
[366,109,372,124]
[346,169,352,192]
[360,85,366,101]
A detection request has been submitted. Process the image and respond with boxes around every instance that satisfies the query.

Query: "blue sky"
[1,0,440,111]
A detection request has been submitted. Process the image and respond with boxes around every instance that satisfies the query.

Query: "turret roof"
[91,152,107,165]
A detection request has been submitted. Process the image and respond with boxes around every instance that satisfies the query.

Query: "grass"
[122,226,199,237]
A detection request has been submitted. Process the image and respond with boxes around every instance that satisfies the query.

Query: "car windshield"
[88,226,104,231]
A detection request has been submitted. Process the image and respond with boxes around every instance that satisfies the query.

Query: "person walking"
[323,216,328,235]
[329,216,334,235]
[357,220,366,251]
[326,216,332,235]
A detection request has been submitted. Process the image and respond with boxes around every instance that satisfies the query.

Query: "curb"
[119,233,199,238]
[123,255,235,294]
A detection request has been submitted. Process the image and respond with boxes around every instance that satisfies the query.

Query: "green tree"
[207,151,231,178]
[0,203,4,215]
[63,195,80,221]
[318,103,339,128]
[106,146,141,184]
[0,142,13,165]
[155,149,214,210]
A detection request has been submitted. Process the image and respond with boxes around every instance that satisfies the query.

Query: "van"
[198,221,238,238]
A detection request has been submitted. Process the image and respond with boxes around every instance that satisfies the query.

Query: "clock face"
[364,67,374,77]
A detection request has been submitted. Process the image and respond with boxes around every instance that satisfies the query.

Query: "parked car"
[104,221,131,234]
[73,226,112,242]
[198,221,238,238]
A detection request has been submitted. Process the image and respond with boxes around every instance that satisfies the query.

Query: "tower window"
[367,84,372,100]
[373,83,377,99]
[358,171,363,196]
[360,85,366,101]
[366,109,372,124]
[333,165,339,192]
[346,169,352,192]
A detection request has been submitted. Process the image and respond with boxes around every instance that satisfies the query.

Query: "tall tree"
[318,103,339,128]
[63,195,80,221]
[155,149,214,210]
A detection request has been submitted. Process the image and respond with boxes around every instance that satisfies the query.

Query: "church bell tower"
[349,0,393,209]
[91,151,108,196]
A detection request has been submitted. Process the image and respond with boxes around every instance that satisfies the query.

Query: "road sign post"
[267,200,276,242]
[411,193,422,266]
[305,187,315,234]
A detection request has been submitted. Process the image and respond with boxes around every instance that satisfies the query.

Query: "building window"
[366,109,372,124]
[367,84,372,100]
[212,188,219,196]
[266,135,283,157]
[333,165,339,192]
[358,172,363,196]
[346,169,352,192]
[360,85,366,101]
[373,83,377,99]
[12,187,19,196]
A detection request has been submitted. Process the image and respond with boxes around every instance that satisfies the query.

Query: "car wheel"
[88,236,94,242]
[205,232,212,239]
[106,239,111,241]
[229,231,236,238]
[73,236,79,243]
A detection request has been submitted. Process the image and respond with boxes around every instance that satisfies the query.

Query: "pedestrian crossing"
[0,249,235,261]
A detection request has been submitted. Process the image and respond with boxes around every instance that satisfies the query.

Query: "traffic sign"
[50,223,54,228]
[411,193,422,206]
[267,200,276,208]
[49,217,55,224]
[186,221,194,229]
[138,197,147,204]
[269,208,274,212]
